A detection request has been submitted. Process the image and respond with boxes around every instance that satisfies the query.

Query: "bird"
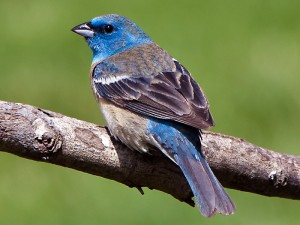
[71,14,235,217]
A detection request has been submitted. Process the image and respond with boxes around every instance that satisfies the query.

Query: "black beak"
[71,22,95,38]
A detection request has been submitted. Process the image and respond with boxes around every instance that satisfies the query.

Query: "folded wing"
[93,59,214,130]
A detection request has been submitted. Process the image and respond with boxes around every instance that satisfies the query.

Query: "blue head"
[72,14,153,63]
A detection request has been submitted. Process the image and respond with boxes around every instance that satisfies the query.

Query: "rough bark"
[0,100,299,206]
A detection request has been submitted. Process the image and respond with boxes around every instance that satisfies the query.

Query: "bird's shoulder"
[91,42,175,79]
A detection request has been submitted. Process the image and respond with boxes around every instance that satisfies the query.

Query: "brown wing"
[93,59,214,129]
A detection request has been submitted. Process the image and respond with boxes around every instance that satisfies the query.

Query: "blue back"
[146,117,202,158]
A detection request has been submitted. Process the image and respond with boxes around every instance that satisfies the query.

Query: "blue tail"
[147,118,235,217]
[174,150,235,216]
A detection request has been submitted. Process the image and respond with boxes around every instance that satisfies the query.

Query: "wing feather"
[93,60,214,129]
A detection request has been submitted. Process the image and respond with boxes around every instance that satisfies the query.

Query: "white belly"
[99,99,152,153]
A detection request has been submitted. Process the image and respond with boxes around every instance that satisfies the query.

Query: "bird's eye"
[103,25,114,34]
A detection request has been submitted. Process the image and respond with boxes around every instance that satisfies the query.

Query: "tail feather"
[147,118,235,217]
[174,152,235,217]
[200,156,235,216]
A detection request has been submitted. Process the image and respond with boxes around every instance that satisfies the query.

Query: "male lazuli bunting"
[72,14,235,217]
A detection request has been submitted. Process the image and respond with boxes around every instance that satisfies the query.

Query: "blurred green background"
[0,0,300,224]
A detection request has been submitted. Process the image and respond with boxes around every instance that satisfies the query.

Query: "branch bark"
[0,100,299,206]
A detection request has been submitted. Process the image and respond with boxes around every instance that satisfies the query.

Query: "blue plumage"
[147,118,234,216]
[72,14,235,217]
[86,15,152,63]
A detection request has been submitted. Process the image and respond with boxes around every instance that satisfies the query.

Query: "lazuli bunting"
[72,14,235,217]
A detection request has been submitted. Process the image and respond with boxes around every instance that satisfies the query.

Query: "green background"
[1,0,300,224]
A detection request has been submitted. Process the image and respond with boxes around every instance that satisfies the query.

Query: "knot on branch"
[268,169,288,188]
[32,118,62,155]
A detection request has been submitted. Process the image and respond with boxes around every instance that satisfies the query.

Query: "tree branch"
[0,100,299,206]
